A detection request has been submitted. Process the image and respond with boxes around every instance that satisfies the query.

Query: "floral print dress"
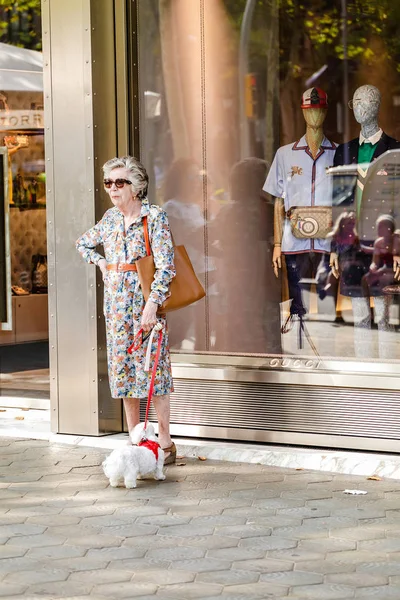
[76,199,175,399]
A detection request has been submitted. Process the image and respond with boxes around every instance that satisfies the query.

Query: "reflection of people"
[393,230,400,282]
[210,158,281,353]
[329,211,394,359]
[329,211,369,298]
[4,135,29,205]
[362,215,395,295]
[163,158,205,273]
[76,156,177,464]
[163,158,210,351]
[264,88,336,329]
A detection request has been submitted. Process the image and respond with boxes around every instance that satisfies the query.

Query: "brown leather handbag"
[136,215,206,313]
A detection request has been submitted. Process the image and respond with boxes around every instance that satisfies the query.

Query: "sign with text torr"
[0,110,44,130]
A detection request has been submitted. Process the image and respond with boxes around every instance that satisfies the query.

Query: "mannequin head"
[351,85,381,126]
[301,88,328,155]
[302,107,327,129]
[300,88,328,133]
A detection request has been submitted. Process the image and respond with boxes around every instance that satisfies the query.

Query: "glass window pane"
[137,0,400,367]
[0,3,48,357]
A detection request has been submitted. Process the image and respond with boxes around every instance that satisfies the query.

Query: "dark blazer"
[333,132,400,167]
[332,132,400,211]
[331,132,400,298]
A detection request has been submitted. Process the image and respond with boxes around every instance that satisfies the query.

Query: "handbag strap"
[143,215,151,257]
[144,213,176,250]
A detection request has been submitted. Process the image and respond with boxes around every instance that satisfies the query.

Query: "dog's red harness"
[138,439,160,459]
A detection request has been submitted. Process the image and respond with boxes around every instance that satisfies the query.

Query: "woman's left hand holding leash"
[141,300,158,333]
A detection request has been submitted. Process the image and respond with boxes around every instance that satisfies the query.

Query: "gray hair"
[103,156,149,200]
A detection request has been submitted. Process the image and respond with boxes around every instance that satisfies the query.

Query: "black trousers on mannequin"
[284,252,329,316]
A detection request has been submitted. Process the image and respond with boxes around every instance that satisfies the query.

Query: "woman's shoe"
[163,441,177,465]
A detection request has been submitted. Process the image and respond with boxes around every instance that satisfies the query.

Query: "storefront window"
[137,0,400,366]
[0,3,49,388]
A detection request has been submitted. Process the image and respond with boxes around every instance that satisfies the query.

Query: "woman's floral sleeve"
[149,209,176,305]
[76,220,104,265]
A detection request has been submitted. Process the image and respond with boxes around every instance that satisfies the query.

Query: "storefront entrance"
[36,0,400,450]
[131,0,400,451]
[0,7,50,403]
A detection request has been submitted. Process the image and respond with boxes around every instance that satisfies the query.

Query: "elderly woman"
[76,156,176,464]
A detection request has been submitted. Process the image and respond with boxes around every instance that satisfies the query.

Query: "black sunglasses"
[103,178,132,189]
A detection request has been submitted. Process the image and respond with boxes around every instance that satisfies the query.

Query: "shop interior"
[0,42,49,399]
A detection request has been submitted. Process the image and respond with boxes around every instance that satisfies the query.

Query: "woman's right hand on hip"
[98,258,108,281]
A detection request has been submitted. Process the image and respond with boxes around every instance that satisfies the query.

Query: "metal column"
[42,0,128,435]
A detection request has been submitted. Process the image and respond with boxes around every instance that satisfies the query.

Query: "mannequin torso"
[263,87,339,322]
[331,84,400,279]
[264,104,334,276]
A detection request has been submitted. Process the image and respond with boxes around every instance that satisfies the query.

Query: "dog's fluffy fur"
[102,423,165,488]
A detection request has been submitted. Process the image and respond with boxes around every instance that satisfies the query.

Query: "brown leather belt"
[106,263,137,272]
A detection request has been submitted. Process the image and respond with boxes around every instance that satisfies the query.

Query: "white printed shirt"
[263,135,337,253]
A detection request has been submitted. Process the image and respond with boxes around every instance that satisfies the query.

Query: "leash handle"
[127,329,149,354]
[127,323,163,429]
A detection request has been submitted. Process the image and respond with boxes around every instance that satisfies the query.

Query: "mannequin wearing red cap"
[301,87,328,159]
[263,87,336,329]
[272,106,328,271]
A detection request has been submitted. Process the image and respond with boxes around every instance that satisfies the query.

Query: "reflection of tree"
[224,0,400,144]
[0,0,42,50]
[279,0,400,140]
[281,0,400,70]
[144,0,400,178]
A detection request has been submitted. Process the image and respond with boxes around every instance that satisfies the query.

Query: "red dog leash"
[127,323,164,428]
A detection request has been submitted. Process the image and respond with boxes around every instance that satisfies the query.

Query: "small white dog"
[102,422,165,489]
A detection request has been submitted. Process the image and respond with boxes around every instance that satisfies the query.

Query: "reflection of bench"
[0,294,48,345]
[299,277,316,286]
[383,284,400,295]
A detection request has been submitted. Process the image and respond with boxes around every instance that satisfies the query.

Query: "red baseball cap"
[301,87,328,109]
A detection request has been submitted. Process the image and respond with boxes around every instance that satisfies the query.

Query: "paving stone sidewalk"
[1,438,400,599]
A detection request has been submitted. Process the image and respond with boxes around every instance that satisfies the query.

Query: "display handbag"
[136,215,206,313]
[287,206,332,239]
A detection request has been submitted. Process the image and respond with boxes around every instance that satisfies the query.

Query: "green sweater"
[356,142,378,219]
